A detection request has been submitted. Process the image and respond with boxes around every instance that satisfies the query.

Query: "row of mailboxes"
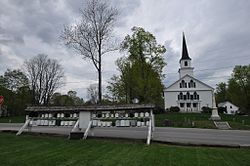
[39,113,78,118]
[92,120,150,127]
[29,120,76,126]
[92,112,150,118]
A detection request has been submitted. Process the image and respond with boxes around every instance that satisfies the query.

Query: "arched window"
[180,92,183,100]
[180,80,187,88]
[193,92,199,100]
[186,92,190,100]
[184,61,188,66]
[189,80,196,88]
[193,92,197,99]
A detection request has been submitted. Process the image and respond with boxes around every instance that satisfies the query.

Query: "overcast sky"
[0,0,250,99]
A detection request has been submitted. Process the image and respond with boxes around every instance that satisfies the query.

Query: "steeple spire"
[180,32,191,61]
[178,32,194,78]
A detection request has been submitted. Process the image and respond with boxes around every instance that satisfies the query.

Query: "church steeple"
[178,33,194,78]
[180,32,191,62]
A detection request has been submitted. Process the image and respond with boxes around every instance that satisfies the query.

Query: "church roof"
[164,74,214,91]
[218,101,239,108]
[180,33,191,62]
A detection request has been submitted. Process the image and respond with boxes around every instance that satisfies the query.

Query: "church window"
[194,92,198,100]
[187,103,191,107]
[190,95,193,100]
[193,103,197,107]
[183,95,186,100]
[180,103,184,107]
[186,92,190,100]
[184,61,188,66]
[179,92,183,100]
[189,80,196,88]
[180,80,187,88]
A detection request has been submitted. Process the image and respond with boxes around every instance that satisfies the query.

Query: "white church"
[164,34,214,112]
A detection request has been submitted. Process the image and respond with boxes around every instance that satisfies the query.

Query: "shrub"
[169,106,180,112]
[153,106,165,114]
[201,106,212,113]
[218,107,226,114]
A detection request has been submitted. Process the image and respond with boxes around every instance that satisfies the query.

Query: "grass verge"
[0,133,250,166]
[0,115,25,123]
[155,112,250,130]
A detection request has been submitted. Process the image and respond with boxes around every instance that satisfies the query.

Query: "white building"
[164,34,214,112]
[218,101,239,115]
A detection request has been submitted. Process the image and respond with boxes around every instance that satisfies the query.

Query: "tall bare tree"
[24,54,64,106]
[61,0,118,104]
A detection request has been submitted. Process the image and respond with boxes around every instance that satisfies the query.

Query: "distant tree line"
[0,54,83,116]
[215,65,250,114]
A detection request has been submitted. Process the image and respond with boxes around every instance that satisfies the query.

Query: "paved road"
[153,127,250,147]
[1,123,250,147]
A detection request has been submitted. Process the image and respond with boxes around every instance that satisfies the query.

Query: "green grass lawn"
[0,115,25,123]
[0,133,250,166]
[155,112,250,130]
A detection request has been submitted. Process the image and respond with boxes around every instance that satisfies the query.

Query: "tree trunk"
[98,53,102,104]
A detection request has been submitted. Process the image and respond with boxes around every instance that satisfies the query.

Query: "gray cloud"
[0,0,250,99]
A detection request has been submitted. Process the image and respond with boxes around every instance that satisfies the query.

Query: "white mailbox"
[121,120,125,126]
[92,120,97,126]
[115,120,120,127]
[134,113,138,117]
[125,120,130,126]
[98,121,102,127]
[140,112,144,117]
[36,120,41,126]
[61,121,65,126]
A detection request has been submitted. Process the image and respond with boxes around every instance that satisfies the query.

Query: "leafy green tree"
[227,65,250,112]
[215,82,229,104]
[50,91,84,106]
[0,69,32,115]
[107,27,166,106]
[0,69,29,92]
[68,91,85,105]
